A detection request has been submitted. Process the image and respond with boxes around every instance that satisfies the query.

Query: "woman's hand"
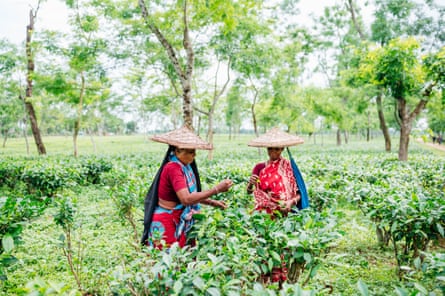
[214,179,233,193]
[283,199,295,211]
[247,174,259,193]
[209,199,227,209]
[248,174,259,186]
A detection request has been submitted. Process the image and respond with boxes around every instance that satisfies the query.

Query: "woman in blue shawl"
[141,126,233,250]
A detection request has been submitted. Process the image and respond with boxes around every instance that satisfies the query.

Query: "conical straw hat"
[151,126,213,150]
[248,127,304,148]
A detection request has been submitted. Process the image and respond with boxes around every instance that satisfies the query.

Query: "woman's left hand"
[282,199,296,212]
[210,199,227,209]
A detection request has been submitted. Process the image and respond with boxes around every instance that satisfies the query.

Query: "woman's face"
[267,147,283,161]
[176,148,196,165]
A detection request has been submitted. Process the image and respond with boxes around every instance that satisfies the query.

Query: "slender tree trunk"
[24,8,46,155]
[2,131,8,148]
[250,79,259,137]
[366,110,370,141]
[207,114,214,159]
[336,128,341,146]
[205,59,231,160]
[88,129,97,153]
[376,93,391,151]
[346,0,365,39]
[73,73,86,157]
[139,0,194,130]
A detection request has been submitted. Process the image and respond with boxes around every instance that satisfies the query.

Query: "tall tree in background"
[21,4,46,155]
[373,38,440,160]
[0,41,23,147]
[138,0,194,129]
[39,0,111,156]
[370,0,444,160]
[228,26,277,136]
[345,0,392,150]
[136,0,263,133]
[193,57,231,160]
[225,81,243,139]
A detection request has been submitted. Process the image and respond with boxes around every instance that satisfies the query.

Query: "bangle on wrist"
[214,187,219,195]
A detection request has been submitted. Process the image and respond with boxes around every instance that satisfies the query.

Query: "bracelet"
[213,187,219,195]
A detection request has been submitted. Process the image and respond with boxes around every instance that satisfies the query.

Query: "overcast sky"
[0,0,69,44]
[0,0,375,89]
[0,0,375,45]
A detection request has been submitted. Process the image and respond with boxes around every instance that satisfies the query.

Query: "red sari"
[253,156,299,285]
[253,157,298,213]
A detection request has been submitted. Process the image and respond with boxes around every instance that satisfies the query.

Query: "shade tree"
[0,41,24,146]
[349,37,444,160]
[38,0,112,156]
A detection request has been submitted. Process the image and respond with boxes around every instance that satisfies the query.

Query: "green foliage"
[1,137,444,294]
[21,165,70,198]
[0,192,47,281]
[374,38,423,99]
[79,156,113,185]
[350,156,445,273]
[423,47,445,89]
[54,196,76,232]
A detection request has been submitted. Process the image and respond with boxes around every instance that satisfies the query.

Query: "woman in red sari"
[141,126,233,250]
[247,147,300,214]
[246,127,304,285]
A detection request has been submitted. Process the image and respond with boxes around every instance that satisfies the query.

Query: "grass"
[315,209,399,295]
[4,132,442,157]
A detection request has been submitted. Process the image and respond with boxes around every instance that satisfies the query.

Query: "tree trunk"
[2,130,8,148]
[207,113,214,160]
[73,73,86,157]
[88,129,97,153]
[139,0,195,130]
[366,111,370,141]
[376,93,391,152]
[346,0,365,40]
[396,96,428,161]
[25,9,46,155]
[209,60,231,159]
[251,81,259,137]
[336,128,341,145]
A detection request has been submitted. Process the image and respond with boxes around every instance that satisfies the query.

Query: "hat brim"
[248,127,304,148]
[151,126,213,150]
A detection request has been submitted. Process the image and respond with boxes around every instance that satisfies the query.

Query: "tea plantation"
[0,135,444,295]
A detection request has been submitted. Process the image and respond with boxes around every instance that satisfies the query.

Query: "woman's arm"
[201,198,227,209]
[176,179,232,206]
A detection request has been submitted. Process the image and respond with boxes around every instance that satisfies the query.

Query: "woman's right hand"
[215,179,233,193]
[247,174,259,193]
[248,174,259,186]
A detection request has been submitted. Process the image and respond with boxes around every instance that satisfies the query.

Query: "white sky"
[0,0,374,44]
[0,0,69,44]
[0,0,374,89]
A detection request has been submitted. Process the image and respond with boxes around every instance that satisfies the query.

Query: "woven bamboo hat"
[151,126,213,150]
[248,127,304,148]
